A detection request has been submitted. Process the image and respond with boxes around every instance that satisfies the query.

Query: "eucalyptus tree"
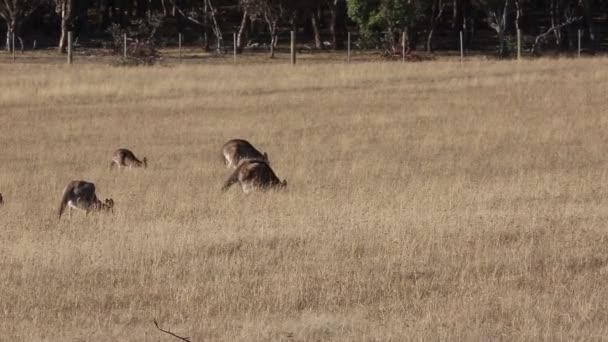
[0,0,45,51]
[346,0,425,52]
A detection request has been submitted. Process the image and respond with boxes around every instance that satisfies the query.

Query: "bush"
[107,15,163,66]
[496,35,517,58]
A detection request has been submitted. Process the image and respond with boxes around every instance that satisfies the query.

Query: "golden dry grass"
[1,58,608,341]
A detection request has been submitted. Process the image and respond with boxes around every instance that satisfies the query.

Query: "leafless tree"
[486,0,510,56]
[310,4,322,49]
[0,0,44,52]
[426,0,446,53]
[531,15,582,55]
[171,0,224,54]
[55,0,73,53]
[235,8,248,52]
[240,0,283,58]
[326,0,344,49]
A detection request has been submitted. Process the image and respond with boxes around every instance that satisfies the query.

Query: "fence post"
[233,32,237,63]
[402,31,406,63]
[347,32,351,63]
[67,31,73,65]
[290,31,296,65]
[578,29,582,58]
[178,32,182,61]
[123,33,127,60]
[459,30,464,65]
[517,29,521,60]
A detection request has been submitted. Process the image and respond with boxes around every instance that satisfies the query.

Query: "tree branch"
[436,1,446,21]
[173,5,204,26]
[153,318,192,342]
[531,16,582,55]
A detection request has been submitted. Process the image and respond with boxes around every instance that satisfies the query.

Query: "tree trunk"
[269,27,277,58]
[427,2,436,53]
[311,6,322,49]
[550,0,560,47]
[514,0,521,31]
[270,34,277,58]
[205,0,223,53]
[4,17,20,53]
[5,22,11,52]
[427,0,443,53]
[452,0,462,30]
[98,0,110,30]
[488,0,509,56]
[160,0,168,16]
[58,0,74,54]
[236,10,248,53]
[386,25,395,52]
[203,0,209,51]
[264,11,277,58]
[581,0,596,50]
[408,26,417,51]
[329,4,337,49]
[461,0,468,48]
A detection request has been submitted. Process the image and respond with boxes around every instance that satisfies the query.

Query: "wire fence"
[2,27,604,66]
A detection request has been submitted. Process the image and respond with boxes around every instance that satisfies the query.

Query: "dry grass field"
[1,57,608,341]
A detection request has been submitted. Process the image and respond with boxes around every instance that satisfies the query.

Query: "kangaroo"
[58,180,114,219]
[222,139,268,169]
[110,148,147,170]
[0,193,3,206]
[222,159,287,193]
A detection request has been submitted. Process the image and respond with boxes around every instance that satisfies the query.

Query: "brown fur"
[222,139,268,169]
[110,148,147,170]
[58,180,114,219]
[0,193,3,206]
[222,159,286,193]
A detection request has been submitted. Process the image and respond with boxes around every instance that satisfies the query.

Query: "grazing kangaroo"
[222,159,287,193]
[110,148,147,170]
[58,180,114,219]
[222,139,268,169]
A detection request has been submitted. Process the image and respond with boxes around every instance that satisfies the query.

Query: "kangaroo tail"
[57,189,70,219]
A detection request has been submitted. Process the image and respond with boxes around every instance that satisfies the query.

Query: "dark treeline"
[1,0,608,57]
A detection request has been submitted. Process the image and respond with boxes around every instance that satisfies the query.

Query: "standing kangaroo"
[58,180,114,219]
[222,159,287,193]
[110,148,147,170]
[222,139,268,169]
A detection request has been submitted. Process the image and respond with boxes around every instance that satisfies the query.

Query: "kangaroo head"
[104,198,115,212]
[142,157,148,168]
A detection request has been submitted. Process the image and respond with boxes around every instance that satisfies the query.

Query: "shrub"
[107,15,163,66]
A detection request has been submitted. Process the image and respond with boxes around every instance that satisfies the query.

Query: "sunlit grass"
[1,58,608,340]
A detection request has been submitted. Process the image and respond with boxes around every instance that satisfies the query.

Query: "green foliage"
[346,0,427,50]
[496,34,516,57]
[107,15,163,66]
